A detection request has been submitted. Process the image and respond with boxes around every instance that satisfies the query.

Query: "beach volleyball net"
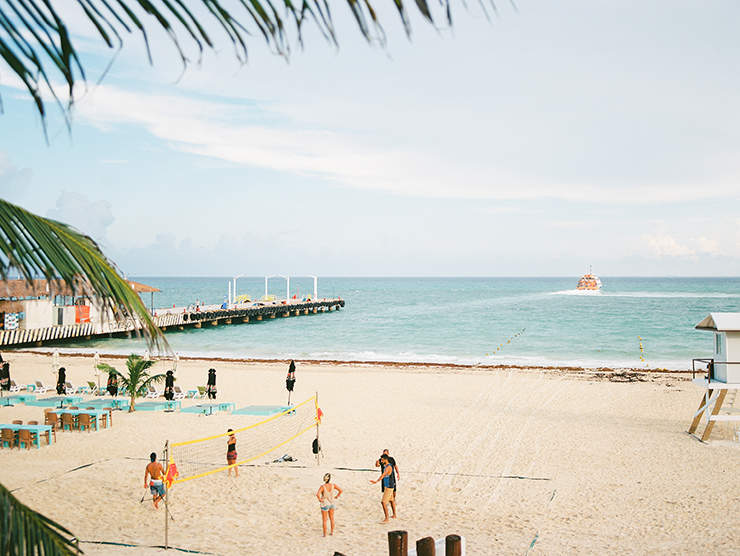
[169,395,319,484]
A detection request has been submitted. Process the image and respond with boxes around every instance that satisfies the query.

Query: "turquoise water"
[69,277,740,370]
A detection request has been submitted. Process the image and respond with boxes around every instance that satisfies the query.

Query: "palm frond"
[0,0,453,127]
[0,482,81,556]
[0,198,168,352]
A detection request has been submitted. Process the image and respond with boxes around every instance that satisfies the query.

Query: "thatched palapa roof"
[0,279,159,300]
[128,281,161,293]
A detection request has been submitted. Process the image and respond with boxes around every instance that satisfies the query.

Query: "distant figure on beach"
[227,429,238,477]
[375,449,399,502]
[371,454,397,523]
[164,370,174,401]
[317,473,343,536]
[56,367,66,395]
[207,369,217,399]
[106,372,118,397]
[144,452,165,509]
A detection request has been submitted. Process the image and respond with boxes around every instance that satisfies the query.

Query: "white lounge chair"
[34,380,53,394]
[65,382,88,395]
[145,384,162,398]
[173,385,186,400]
[8,380,23,393]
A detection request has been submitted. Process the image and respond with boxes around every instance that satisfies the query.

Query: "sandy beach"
[2,351,740,555]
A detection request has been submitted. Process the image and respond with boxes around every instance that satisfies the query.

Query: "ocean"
[66,276,740,370]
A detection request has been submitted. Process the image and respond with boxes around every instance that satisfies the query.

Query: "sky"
[1,0,739,277]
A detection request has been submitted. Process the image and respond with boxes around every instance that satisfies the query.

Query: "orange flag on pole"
[316,407,323,424]
[165,460,179,488]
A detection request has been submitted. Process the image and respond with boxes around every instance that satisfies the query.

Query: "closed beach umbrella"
[0,362,9,392]
[52,349,59,375]
[286,360,296,405]
[56,367,66,395]
[107,372,118,397]
[173,352,179,375]
[207,369,217,399]
[93,351,101,391]
[164,370,174,401]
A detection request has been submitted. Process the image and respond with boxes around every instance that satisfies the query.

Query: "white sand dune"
[2,352,740,555]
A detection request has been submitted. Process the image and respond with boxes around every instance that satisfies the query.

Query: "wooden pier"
[0,298,344,348]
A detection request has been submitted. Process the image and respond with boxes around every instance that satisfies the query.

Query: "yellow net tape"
[170,395,318,484]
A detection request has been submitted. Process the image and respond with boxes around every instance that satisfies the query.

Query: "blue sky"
[1,0,739,277]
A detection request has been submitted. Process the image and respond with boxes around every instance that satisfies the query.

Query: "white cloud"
[46,191,115,244]
[694,236,722,257]
[70,81,740,205]
[638,234,696,259]
[0,151,33,197]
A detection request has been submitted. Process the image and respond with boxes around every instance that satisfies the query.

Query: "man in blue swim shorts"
[144,452,165,509]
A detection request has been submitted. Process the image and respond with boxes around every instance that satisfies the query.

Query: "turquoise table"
[84,399,130,411]
[0,423,54,448]
[26,395,84,408]
[181,403,231,415]
[135,401,168,411]
[51,409,110,431]
[0,394,37,404]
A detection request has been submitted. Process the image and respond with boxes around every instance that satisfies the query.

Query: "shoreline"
[8,348,695,375]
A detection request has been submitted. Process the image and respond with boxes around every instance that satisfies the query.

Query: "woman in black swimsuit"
[227,429,238,477]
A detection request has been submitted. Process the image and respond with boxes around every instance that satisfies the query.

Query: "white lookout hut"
[695,313,740,383]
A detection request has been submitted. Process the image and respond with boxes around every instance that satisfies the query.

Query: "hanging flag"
[316,407,324,424]
[165,460,179,488]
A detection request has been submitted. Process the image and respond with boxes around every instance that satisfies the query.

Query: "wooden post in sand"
[445,535,462,556]
[388,530,408,556]
[416,536,436,556]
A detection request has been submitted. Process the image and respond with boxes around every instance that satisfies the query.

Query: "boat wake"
[551,289,603,296]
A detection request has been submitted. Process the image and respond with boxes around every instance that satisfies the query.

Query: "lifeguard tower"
[689,313,740,441]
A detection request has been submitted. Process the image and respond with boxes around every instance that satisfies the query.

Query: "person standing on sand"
[227,429,238,477]
[144,452,165,509]
[317,473,343,536]
[371,454,397,523]
[375,449,399,502]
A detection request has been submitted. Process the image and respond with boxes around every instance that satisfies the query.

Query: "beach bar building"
[689,313,740,440]
[0,278,159,346]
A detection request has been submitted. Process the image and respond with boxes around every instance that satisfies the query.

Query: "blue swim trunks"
[150,479,165,497]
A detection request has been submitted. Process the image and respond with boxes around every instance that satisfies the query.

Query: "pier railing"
[0,298,344,348]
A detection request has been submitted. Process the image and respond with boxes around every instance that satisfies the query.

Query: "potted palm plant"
[98,355,165,412]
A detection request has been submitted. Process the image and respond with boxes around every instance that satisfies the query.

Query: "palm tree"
[0,482,81,556]
[0,198,167,351]
[98,355,165,412]
[0,0,452,129]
